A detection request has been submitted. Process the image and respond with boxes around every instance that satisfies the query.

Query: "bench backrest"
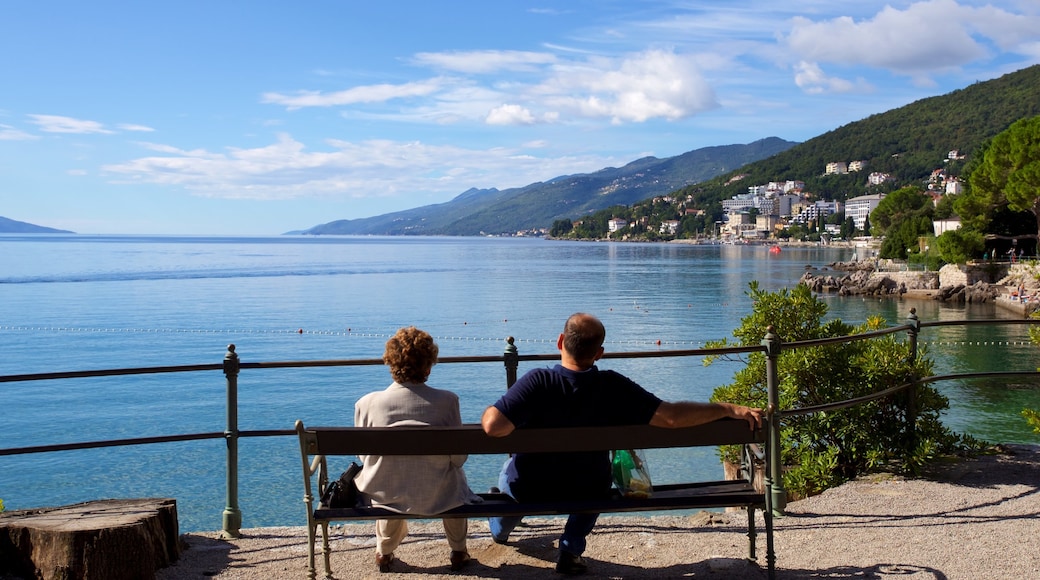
[297,418,764,457]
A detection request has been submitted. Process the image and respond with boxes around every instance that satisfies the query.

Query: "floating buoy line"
[0,326,1035,349]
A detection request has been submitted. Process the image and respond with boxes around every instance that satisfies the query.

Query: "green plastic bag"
[611,449,652,498]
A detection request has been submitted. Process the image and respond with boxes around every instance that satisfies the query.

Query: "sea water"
[1,235,1036,531]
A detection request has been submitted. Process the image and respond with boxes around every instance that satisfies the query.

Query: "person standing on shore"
[480,312,763,575]
[354,326,479,573]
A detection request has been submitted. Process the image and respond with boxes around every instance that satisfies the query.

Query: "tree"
[870,186,932,233]
[549,219,573,237]
[968,115,1040,237]
[840,217,855,240]
[871,187,934,259]
[936,228,985,264]
[707,283,983,499]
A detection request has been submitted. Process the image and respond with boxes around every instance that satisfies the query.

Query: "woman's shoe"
[449,550,472,571]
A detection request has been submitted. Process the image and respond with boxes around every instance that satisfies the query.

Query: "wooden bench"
[295,418,775,579]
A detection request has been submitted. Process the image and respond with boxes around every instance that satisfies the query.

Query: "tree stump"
[0,498,180,580]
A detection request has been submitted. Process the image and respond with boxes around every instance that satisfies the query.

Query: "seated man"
[354,326,479,573]
[482,312,762,575]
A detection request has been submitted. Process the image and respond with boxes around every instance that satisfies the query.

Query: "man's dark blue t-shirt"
[492,364,662,501]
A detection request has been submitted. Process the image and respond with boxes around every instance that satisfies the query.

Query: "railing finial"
[504,336,519,388]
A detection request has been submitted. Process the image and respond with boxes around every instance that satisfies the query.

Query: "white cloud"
[413,50,557,73]
[262,79,445,109]
[784,0,1040,75]
[28,114,115,134]
[264,47,715,125]
[0,124,38,140]
[794,61,870,94]
[485,104,537,125]
[118,123,155,132]
[539,50,717,123]
[102,134,622,201]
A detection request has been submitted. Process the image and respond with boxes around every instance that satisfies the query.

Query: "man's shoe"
[555,551,588,575]
[375,552,394,573]
[488,517,509,544]
[449,550,472,571]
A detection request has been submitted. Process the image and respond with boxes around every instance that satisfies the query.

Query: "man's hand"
[727,404,764,430]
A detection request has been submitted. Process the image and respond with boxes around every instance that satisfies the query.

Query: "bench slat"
[315,481,764,520]
[309,419,763,456]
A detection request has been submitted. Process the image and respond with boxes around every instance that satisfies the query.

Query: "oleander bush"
[708,282,985,499]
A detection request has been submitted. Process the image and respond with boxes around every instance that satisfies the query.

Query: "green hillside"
[679,64,1040,207]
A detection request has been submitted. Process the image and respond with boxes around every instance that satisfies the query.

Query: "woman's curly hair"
[383,326,439,384]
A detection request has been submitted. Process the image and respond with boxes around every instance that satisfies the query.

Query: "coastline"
[157,444,1040,580]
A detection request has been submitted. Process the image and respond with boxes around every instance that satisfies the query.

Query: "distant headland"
[0,216,73,234]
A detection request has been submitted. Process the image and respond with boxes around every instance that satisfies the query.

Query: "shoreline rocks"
[801,260,1002,304]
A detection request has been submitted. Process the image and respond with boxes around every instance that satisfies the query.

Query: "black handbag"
[320,461,362,508]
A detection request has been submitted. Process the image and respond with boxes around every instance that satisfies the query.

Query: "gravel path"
[158,444,1039,580]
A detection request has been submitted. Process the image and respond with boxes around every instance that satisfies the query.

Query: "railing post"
[762,326,786,514]
[906,308,919,363]
[221,344,242,539]
[905,309,920,458]
[504,336,518,389]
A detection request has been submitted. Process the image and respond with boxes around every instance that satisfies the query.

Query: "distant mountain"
[296,137,798,236]
[0,216,73,234]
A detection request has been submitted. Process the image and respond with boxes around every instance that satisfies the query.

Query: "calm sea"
[1,235,1037,532]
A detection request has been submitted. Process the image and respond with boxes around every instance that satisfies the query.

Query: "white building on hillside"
[845,194,884,231]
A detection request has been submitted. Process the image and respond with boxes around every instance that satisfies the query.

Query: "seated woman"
[354,326,478,573]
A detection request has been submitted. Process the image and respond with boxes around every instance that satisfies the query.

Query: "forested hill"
[679,64,1040,207]
[296,137,797,236]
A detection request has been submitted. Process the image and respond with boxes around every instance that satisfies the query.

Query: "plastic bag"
[611,449,652,498]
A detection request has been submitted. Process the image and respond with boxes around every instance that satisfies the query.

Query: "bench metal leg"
[764,506,776,580]
[320,521,333,579]
[305,521,317,580]
[746,505,757,562]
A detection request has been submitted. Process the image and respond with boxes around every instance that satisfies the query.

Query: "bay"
[1,235,1037,532]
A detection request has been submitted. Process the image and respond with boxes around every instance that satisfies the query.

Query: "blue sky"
[2,1,1039,235]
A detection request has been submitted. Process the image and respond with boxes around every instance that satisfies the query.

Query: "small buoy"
[298,329,303,334]
[463,321,467,325]
[656,340,661,346]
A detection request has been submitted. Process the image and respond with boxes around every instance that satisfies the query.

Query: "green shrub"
[1024,409,1040,434]
[708,282,984,499]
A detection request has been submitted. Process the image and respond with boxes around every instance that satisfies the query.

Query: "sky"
[2,1,1039,235]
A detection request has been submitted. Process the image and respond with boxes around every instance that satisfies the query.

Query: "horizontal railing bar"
[10,370,1034,457]
[781,382,913,417]
[0,363,224,383]
[780,369,1040,418]
[920,318,1040,329]
[0,432,227,457]
[916,370,1040,384]
[784,324,913,350]
[0,346,764,385]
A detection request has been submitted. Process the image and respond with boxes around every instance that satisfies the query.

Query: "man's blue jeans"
[488,458,600,556]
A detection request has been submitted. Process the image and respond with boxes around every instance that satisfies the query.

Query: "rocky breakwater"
[800,260,1001,304]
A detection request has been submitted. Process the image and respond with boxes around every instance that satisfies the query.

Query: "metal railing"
[2,311,1039,537]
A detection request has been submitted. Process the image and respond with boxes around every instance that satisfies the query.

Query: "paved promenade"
[157,444,1039,580]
